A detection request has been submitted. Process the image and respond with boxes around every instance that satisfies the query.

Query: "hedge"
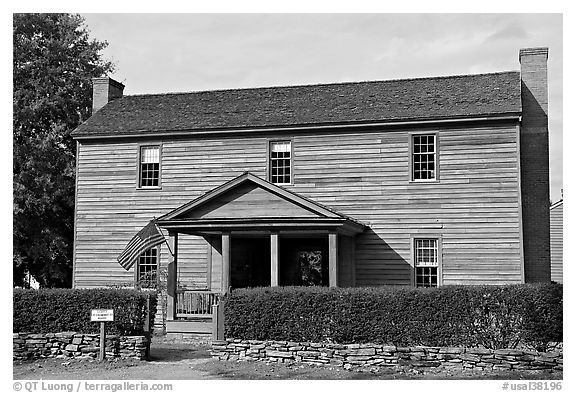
[224,284,562,350]
[13,288,157,336]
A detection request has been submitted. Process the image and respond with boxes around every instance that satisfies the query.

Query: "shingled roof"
[72,71,521,138]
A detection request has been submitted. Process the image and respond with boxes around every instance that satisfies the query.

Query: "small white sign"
[91,309,114,322]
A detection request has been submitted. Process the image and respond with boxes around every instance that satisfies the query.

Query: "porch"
[161,231,357,338]
[155,173,366,337]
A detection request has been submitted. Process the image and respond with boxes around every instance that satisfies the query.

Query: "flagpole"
[153,217,173,256]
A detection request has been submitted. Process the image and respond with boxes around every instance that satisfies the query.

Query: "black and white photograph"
[10,6,566,391]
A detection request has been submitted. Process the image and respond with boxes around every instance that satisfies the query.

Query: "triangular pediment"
[159,173,343,221]
[180,181,321,219]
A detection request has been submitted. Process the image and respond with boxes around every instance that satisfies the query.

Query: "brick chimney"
[92,77,125,113]
[519,47,551,282]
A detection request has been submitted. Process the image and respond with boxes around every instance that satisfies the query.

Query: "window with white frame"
[412,134,437,181]
[137,248,158,289]
[270,141,292,184]
[414,238,439,288]
[139,146,160,188]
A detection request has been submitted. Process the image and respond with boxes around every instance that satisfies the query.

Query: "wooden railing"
[175,290,220,318]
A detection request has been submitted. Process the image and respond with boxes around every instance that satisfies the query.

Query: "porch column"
[328,232,338,287]
[166,231,178,321]
[270,232,279,286]
[222,232,231,294]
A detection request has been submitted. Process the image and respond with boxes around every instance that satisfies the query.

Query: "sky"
[81,13,563,202]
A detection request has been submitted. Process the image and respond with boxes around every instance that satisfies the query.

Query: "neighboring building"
[71,48,552,336]
[550,199,563,283]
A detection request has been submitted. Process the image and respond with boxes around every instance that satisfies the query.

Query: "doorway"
[230,236,271,288]
[280,237,329,286]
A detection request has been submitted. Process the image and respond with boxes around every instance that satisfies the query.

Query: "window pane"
[270,141,291,184]
[140,163,159,187]
[271,141,291,153]
[139,146,160,187]
[416,266,438,288]
[138,248,158,289]
[141,146,159,163]
[415,239,439,287]
[412,135,436,180]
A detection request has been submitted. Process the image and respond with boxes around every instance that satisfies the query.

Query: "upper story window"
[270,141,292,185]
[139,146,160,188]
[412,134,437,181]
[137,248,158,289]
[414,238,439,288]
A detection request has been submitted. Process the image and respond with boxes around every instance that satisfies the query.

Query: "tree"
[13,13,114,287]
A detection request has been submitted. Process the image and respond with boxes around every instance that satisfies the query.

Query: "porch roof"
[156,172,366,235]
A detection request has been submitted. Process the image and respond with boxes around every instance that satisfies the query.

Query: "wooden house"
[550,199,563,283]
[71,48,552,337]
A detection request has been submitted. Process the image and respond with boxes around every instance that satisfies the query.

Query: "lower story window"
[415,238,439,287]
[137,248,158,288]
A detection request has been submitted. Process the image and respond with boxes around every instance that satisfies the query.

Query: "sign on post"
[91,309,114,361]
[91,309,114,322]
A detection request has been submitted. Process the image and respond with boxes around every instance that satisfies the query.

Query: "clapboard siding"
[550,202,563,283]
[74,136,268,288]
[185,183,318,219]
[74,123,522,289]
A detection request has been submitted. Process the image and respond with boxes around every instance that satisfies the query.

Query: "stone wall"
[13,332,150,361]
[211,339,563,372]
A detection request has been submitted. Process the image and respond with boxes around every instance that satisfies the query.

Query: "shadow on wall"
[521,81,548,126]
[520,80,551,283]
[354,228,412,286]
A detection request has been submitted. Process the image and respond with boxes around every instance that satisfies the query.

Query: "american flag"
[117,220,165,270]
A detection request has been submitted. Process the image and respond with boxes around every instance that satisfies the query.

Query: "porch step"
[165,332,212,341]
[166,317,213,335]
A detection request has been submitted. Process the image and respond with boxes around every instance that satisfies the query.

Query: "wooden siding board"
[550,203,563,283]
[74,124,522,289]
[183,183,318,219]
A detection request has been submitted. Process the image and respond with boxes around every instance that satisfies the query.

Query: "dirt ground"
[13,338,563,380]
